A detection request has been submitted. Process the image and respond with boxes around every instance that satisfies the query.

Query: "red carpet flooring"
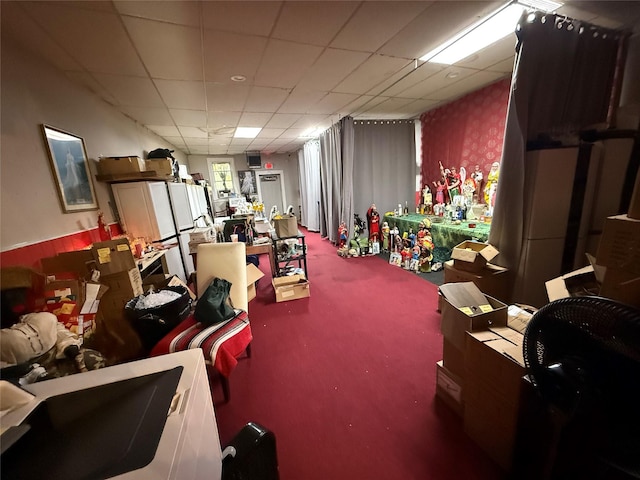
[214,230,504,480]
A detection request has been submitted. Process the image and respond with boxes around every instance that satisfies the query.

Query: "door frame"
[255,169,287,212]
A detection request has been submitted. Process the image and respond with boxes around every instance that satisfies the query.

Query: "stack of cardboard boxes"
[444,240,511,303]
[437,280,536,471]
[41,238,145,363]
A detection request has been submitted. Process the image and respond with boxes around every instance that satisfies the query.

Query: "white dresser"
[1,350,222,480]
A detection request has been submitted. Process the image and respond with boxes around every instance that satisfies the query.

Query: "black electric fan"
[523,296,640,480]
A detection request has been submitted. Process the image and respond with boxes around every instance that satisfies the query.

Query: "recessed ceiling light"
[234,127,262,138]
[230,75,246,82]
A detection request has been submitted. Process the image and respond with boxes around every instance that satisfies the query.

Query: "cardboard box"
[439,282,508,351]
[247,263,265,302]
[464,327,529,471]
[436,360,464,417]
[98,156,146,175]
[144,158,173,177]
[92,238,136,276]
[545,265,601,302]
[442,338,465,380]
[273,274,310,302]
[41,250,95,280]
[599,267,640,308]
[596,214,640,275]
[189,227,214,243]
[444,260,510,302]
[274,215,298,238]
[451,241,499,273]
[100,267,143,300]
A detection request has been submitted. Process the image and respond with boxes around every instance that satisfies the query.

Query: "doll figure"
[408,228,416,248]
[366,204,380,243]
[410,245,421,272]
[432,179,446,205]
[401,244,412,270]
[381,222,390,252]
[338,221,348,248]
[484,162,500,205]
[470,164,483,202]
[418,246,433,273]
[446,167,461,200]
[422,185,432,206]
[394,234,404,253]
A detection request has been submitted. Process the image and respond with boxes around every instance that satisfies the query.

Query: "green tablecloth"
[382,213,491,264]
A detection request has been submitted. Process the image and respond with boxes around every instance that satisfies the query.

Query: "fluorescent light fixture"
[420,0,562,65]
[234,127,262,138]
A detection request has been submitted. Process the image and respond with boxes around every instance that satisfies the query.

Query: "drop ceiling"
[3,1,639,156]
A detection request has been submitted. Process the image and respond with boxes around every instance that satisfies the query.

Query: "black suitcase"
[222,422,279,480]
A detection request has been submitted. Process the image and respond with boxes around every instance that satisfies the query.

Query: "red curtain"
[420,78,510,193]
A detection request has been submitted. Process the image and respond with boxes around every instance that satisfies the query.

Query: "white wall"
[0,38,186,251]
[187,153,300,214]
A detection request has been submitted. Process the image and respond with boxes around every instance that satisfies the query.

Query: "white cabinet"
[112,181,176,242]
[1,350,223,480]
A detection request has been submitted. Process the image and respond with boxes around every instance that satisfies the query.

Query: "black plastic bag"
[195,278,235,326]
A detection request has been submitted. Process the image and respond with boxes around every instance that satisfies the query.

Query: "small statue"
[338,221,348,248]
[410,245,421,273]
[381,222,390,252]
[367,204,380,243]
[401,244,412,270]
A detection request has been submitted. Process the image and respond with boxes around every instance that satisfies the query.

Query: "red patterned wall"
[420,78,511,196]
[1,224,122,270]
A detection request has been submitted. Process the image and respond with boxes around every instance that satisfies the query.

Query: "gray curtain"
[489,11,626,300]
[298,140,321,232]
[319,122,342,242]
[353,120,416,218]
[340,117,355,243]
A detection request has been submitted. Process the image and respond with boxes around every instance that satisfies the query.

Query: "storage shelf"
[96,171,173,183]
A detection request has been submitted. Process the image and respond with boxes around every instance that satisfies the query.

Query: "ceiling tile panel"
[307,92,360,115]
[279,128,305,139]
[244,86,290,112]
[397,66,478,99]
[123,17,203,81]
[486,58,515,74]
[291,114,332,130]
[456,34,517,71]
[361,96,417,115]
[146,125,181,137]
[376,62,444,98]
[238,112,273,127]
[98,74,165,107]
[206,83,252,111]
[163,136,186,147]
[1,3,84,72]
[170,109,207,127]
[277,89,327,114]
[230,137,253,146]
[296,48,371,91]
[428,71,506,101]
[155,80,206,109]
[207,112,241,130]
[179,126,208,139]
[272,1,359,46]
[330,1,428,53]
[189,146,209,154]
[333,54,412,94]
[22,2,146,75]
[209,135,232,145]
[378,1,502,59]
[201,1,281,36]
[203,30,268,84]
[183,137,210,147]
[120,106,174,125]
[114,0,201,26]
[254,39,324,89]
[265,113,302,129]
[257,128,286,139]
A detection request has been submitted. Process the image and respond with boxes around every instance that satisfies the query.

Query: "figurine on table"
[410,245,421,273]
[446,167,461,201]
[401,243,412,270]
[484,161,500,206]
[381,222,390,252]
[338,221,348,248]
[432,178,446,205]
[418,245,434,273]
[471,164,483,201]
[408,228,416,248]
[366,204,380,243]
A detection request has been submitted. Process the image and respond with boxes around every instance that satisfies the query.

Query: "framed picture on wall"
[41,124,99,213]
[238,169,258,200]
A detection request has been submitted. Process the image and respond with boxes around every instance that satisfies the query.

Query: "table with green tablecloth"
[382,213,491,264]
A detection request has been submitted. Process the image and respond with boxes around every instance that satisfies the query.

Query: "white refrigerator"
[111,181,192,282]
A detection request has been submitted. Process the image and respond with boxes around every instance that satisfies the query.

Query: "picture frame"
[238,169,258,199]
[41,124,99,213]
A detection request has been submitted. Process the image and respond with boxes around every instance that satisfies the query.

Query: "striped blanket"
[150,309,252,378]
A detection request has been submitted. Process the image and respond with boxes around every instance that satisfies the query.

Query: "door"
[167,182,194,231]
[257,171,287,214]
